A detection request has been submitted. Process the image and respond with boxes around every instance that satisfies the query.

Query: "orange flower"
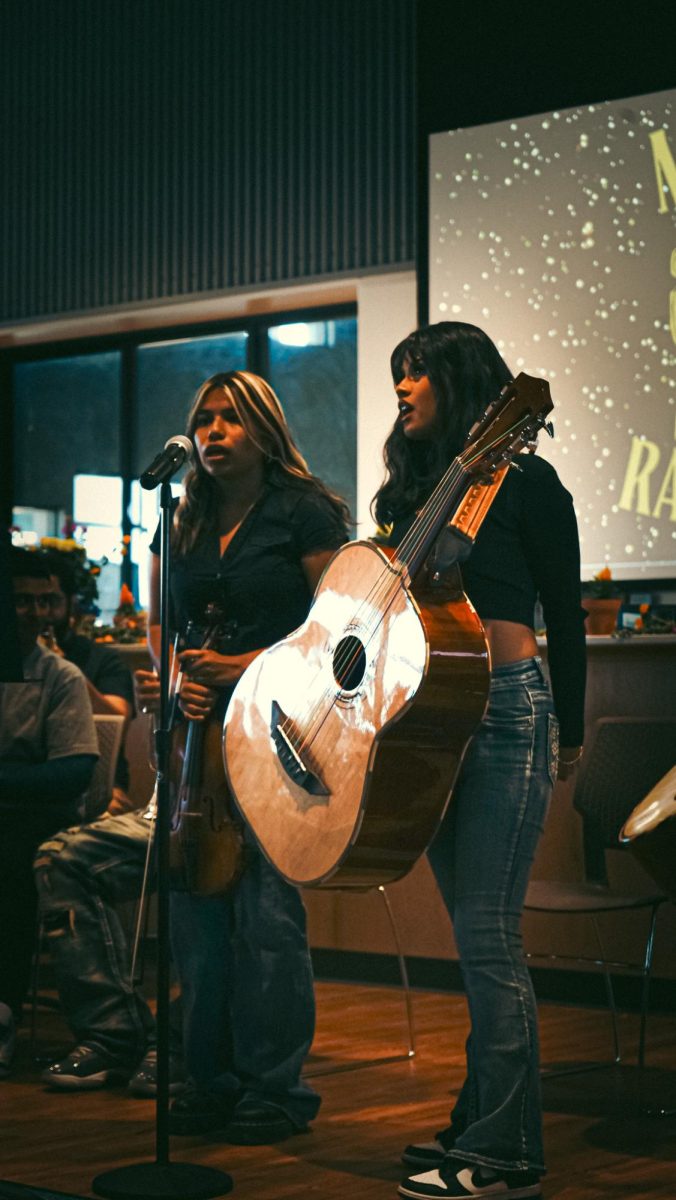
[595,567,612,581]
[639,602,650,614]
[122,534,131,545]
[118,583,135,607]
[634,617,643,631]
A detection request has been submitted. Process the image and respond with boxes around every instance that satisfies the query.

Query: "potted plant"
[581,567,622,635]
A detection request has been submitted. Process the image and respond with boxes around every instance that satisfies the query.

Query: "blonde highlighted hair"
[173,370,349,554]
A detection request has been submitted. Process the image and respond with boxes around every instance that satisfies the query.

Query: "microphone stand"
[93,481,232,1200]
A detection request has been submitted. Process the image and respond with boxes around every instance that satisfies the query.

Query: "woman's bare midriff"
[483,619,539,667]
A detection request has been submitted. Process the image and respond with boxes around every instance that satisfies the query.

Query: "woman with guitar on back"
[147,370,349,1144]
[374,324,586,1200]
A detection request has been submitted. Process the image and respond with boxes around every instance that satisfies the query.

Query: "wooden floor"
[2,980,676,1199]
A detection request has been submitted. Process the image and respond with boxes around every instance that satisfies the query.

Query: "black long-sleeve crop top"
[383,453,587,747]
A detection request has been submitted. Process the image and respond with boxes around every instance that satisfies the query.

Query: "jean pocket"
[547,714,560,787]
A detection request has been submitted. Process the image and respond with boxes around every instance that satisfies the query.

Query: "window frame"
[2,302,358,590]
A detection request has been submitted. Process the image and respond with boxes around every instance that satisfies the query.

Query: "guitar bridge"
[271,700,330,803]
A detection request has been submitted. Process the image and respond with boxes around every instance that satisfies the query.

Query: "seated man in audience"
[34,669,184,1096]
[0,549,98,1079]
[40,549,135,815]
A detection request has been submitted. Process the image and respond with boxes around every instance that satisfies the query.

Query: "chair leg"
[539,914,622,1080]
[591,914,622,1066]
[635,902,676,1119]
[306,886,416,1077]
[637,901,659,1073]
[378,885,416,1059]
[539,905,666,1108]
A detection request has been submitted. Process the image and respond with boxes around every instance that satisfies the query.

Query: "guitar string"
[279,410,535,762]
[277,454,471,751]
[282,411,535,763]
[317,416,525,690]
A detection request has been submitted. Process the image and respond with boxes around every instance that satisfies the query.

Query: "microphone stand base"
[92,1160,233,1200]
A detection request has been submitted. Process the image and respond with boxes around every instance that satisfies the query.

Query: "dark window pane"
[135,332,248,477]
[267,318,357,520]
[14,352,121,511]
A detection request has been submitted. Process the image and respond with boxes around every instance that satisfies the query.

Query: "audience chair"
[80,713,126,821]
[525,716,676,1075]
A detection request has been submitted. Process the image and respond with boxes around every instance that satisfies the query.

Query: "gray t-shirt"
[0,644,99,764]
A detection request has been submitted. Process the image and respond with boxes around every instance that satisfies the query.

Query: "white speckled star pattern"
[429,88,676,580]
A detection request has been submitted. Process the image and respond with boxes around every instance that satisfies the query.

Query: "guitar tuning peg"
[545,421,554,438]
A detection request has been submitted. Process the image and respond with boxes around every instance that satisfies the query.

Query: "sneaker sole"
[398,1183,542,1200]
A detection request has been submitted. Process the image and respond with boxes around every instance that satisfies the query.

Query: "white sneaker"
[398,1163,542,1198]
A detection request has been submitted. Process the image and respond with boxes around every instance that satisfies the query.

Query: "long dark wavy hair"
[173,370,351,555]
[372,322,513,525]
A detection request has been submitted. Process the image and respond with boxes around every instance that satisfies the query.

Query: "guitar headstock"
[460,372,554,479]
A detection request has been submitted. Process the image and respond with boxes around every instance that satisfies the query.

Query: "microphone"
[139,435,193,490]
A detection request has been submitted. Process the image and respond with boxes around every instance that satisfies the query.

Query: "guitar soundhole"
[333,634,367,691]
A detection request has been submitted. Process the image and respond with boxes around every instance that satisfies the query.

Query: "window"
[135,332,248,478]
[268,317,357,518]
[13,350,122,541]
[9,308,356,625]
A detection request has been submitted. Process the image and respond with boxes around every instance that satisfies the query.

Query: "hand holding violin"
[177,647,260,721]
[179,647,261,687]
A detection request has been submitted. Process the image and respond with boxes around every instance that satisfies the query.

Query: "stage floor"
[2,979,675,1199]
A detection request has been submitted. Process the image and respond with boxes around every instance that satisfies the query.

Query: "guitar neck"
[394,370,553,582]
[396,460,473,581]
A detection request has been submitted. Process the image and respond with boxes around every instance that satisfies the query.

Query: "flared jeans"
[427,656,559,1174]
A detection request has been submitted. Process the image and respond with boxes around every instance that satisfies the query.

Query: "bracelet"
[560,748,583,765]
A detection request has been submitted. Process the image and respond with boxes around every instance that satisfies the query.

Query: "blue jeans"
[427,657,558,1175]
[170,830,320,1129]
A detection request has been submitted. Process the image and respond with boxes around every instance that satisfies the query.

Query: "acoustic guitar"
[223,373,553,889]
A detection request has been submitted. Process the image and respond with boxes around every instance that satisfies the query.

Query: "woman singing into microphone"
[373,323,586,1200]
[147,370,349,1143]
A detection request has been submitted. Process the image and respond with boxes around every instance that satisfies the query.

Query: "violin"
[168,604,244,896]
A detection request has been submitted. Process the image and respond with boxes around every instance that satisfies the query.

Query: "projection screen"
[429,88,676,580]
